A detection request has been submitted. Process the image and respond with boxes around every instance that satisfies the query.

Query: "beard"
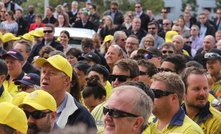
[186,95,207,110]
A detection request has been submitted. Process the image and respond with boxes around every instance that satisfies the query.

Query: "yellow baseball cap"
[31,29,44,37]
[2,33,20,43]
[35,55,72,80]
[19,90,57,111]
[165,31,178,42]
[0,102,28,134]
[104,35,113,42]
[22,33,34,42]
[11,92,29,106]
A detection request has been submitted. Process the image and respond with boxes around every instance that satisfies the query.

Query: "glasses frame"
[103,106,138,118]
[109,74,135,82]
[151,89,175,98]
[158,68,176,72]
[24,110,52,119]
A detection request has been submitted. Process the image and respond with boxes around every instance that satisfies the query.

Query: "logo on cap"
[8,50,17,54]
[24,76,31,80]
[88,54,93,57]
[29,93,38,98]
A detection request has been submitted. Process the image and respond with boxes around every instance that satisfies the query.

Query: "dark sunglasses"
[162,50,174,54]
[152,89,175,98]
[43,30,53,33]
[18,85,34,91]
[24,110,52,119]
[103,106,138,118]
[163,23,170,25]
[144,54,158,59]
[148,27,156,30]
[185,41,192,44]
[135,6,140,8]
[109,75,135,82]
[158,68,176,72]
[161,12,168,13]
[139,71,149,75]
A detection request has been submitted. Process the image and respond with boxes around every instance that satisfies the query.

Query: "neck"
[47,15,52,18]
[54,91,66,107]
[192,35,197,39]
[176,49,182,54]
[152,33,157,38]
[108,64,114,74]
[45,39,53,44]
[184,104,199,119]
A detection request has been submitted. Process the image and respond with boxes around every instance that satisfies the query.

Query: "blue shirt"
[56,94,68,122]
[190,36,203,51]
[200,25,207,39]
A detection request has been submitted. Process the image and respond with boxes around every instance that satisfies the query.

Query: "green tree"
[181,0,199,17]
[140,0,165,15]
[215,0,221,9]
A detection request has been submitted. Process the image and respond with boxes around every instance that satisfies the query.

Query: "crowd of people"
[0,0,221,134]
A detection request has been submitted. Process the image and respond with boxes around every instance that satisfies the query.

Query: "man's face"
[135,3,142,13]
[138,65,151,86]
[148,24,157,35]
[15,10,22,18]
[151,80,172,118]
[28,6,34,14]
[172,36,184,52]
[161,46,175,57]
[132,18,141,31]
[104,91,139,134]
[115,34,127,49]
[46,8,52,16]
[199,15,206,24]
[184,74,209,110]
[147,55,161,68]
[106,47,123,66]
[160,61,176,73]
[146,10,152,17]
[125,37,139,53]
[161,9,168,18]
[162,20,171,31]
[74,68,87,88]
[72,2,78,10]
[0,124,9,134]
[206,60,221,77]
[215,33,221,42]
[112,66,132,88]
[23,105,54,134]
[110,5,118,13]
[217,40,221,49]
[43,27,54,41]
[190,26,199,36]
[204,11,210,20]
[172,25,182,35]
[184,13,190,22]
[203,36,215,52]
[81,15,88,23]
[41,63,68,96]
[14,43,29,61]
[5,56,22,76]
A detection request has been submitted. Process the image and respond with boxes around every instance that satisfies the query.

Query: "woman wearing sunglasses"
[28,14,45,32]
[0,10,18,36]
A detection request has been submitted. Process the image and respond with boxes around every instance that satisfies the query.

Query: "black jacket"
[28,38,63,63]
[139,12,150,32]
[127,27,148,43]
[72,20,94,30]
[16,17,28,36]
[198,20,216,37]
[89,13,100,32]
[214,17,221,31]
[99,26,116,40]
[67,10,78,25]
[23,61,40,76]
[43,15,57,24]
[103,9,124,26]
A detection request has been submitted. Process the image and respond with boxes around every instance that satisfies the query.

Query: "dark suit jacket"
[72,20,94,30]
[103,9,124,26]
[214,17,221,31]
[43,15,57,24]
[67,10,78,25]
[23,61,40,76]
[127,27,148,43]
[16,17,28,36]
[198,21,216,37]
[139,12,150,32]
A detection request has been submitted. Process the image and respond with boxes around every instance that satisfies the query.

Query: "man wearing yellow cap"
[19,90,58,134]
[35,55,97,129]
[0,102,28,134]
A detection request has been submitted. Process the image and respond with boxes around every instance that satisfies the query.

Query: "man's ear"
[132,116,144,132]
[13,130,22,134]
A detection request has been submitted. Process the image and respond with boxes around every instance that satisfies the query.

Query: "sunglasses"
[152,89,175,98]
[109,75,135,82]
[139,71,149,75]
[135,6,140,8]
[185,41,192,44]
[204,52,221,59]
[148,27,156,30]
[18,85,34,91]
[162,50,174,54]
[158,68,176,72]
[163,23,170,25]
[161,12,168,13]
[103,106,138,118]
[24,110,52,119]
[144,54,158,59]
[43,30,53,33]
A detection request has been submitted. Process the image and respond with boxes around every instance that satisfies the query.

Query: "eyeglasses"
[24,110,52,119]
[185,41,192,44]
[139,71,149,75]
[148,27,156,30]
[120,38,126,42]
[144,54,158,59]
[18,85,34,91]
[199,17,205,19]
[109,74,135,82]
[162,50,174,54]
[43,30,53,33]
[135,6,141,8]
[158,68,176,72]
[103,106,138,118]
[161,12,168,13]
[126,42,137,45]
[204,52,221,59]
[144,41,153,43]
[163,23,170,25]
[151,89,175,98]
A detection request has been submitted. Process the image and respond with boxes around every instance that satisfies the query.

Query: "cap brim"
[19,102,48,111]
[203,57,220,61]
[35,58,62,72]
[137,49,147,54]
[1,53,19,60]
[14,80,33,85]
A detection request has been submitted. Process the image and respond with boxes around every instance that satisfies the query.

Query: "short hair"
[162,7,169,12]
[161,55,186,74]
[0,124,16,134]
[114,59,139,77]
[127,35,139,46]
[112,85,153,131]
[49,50,66,58]
[216,30,221,35]
[38,46,56,58]
[108,45,124,57]
[47,6,54,12]
[81,38,94,50]
[148,21,159,29]
[161,42,176,52]
[110,1,118,6]
[16,9,23,13]
[137,59,158,77]
[191,24,199,30]
[199,13,205,16]
[73,61,91,75]
[0,59,7,75]
[72,1,78,5]
[186,61,204,69]
[180,67,206,93]
[82,75,106,99]
[13,40,31,53]
[135,2,142,7]
[91,4,96,10]
[152,72,185,105]
[66,47,81,58]
[113,31,127,41]
[35,13,42,20]
[44,23,55,32]
[87,64,109,82]
[143,34,155,46]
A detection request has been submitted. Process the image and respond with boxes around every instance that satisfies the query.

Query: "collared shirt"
[0,85,12,103]
[71,9,78,15]
[82,21,87,27]
[135,11,143,18]
[110,10,117,20]
[200,25,207,39]
[44,41,52,46]
[56,94,68,122]
[190,36,203,51]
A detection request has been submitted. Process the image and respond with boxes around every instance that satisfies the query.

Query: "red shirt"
[28,23,45,32]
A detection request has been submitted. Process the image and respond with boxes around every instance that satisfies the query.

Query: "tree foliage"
[215,0,221,10]
[181,0,199,17]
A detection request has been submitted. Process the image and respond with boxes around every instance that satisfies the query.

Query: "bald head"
[203,35,216,52]
[172,35,184,53]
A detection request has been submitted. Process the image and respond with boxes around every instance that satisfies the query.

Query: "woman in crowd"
[54,14,70,27]
[0,7,6,23]
[122,15,132,30]
[66,47,81,66]
[0,10,18,35]
[177,17,190,37]
[99,15,116,40]
[140,34,155,49]
[100,35,114,55]
[125,11,135,20]
[28,14,45,32]
[59,30,71,52]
